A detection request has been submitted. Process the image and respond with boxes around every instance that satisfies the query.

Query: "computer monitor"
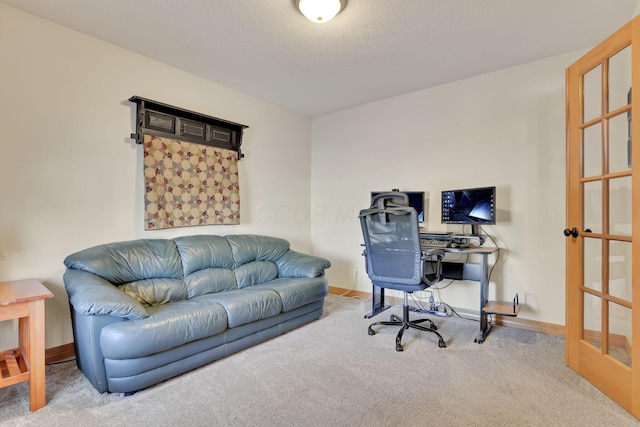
[441,186,496,234]
[370,191,425,222]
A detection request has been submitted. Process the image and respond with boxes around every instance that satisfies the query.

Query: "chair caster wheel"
[396,344,404,352]
[438,340,446,348]
[368,328,375,336]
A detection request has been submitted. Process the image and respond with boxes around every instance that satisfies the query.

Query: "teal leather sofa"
[63,234,331,394]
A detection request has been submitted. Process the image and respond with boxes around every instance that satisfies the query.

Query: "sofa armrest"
[276,250,331,278]
[63,269,149,320]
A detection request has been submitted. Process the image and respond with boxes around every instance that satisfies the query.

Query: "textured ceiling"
[2,0,637,116]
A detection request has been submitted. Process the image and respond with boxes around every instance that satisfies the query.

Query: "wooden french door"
[566,16,640,417]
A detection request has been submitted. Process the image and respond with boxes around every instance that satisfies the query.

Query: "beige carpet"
[1,294,638,426]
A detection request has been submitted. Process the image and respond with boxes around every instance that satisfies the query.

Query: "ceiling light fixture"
[297,0,345,24]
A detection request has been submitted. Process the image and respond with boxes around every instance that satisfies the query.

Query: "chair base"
[368,296,446,351]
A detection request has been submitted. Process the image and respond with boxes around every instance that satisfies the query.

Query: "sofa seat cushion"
[255,277,328,312]
[194,288,282,328]
[100,300,228,359]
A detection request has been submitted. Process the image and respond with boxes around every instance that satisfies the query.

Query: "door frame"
[565,16,640,418]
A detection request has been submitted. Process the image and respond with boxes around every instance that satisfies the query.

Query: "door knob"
[563,227,579,238]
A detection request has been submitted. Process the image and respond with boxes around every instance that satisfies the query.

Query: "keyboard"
[421,239,450,248]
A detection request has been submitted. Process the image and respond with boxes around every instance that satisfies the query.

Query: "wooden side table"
[0,279,53,411]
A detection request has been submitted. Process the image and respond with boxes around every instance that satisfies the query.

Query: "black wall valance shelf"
[129,96,248,158]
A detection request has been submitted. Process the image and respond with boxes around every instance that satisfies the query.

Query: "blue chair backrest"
[359,205,422,286]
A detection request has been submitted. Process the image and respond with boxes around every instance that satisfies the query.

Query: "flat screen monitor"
[441,186,496,228]
[370,191,425,222]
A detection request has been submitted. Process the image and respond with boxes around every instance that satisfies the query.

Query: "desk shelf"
[483,293,520,317]
[483,301,521,317]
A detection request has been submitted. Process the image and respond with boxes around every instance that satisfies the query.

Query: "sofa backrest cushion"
[182,268,237,298]
[234,260,279,288]
[174,235,235,274]
[226,235,289,266]
[174,235,238,298]
[63,239,183,284]
[226,235,289,288]
[119,278,187,306]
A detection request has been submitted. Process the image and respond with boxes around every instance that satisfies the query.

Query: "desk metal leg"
[364,285,391,319]
[474,253,492,344]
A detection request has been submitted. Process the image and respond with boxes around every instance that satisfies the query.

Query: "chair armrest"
[276,250,331,278]
[63,269,149,320]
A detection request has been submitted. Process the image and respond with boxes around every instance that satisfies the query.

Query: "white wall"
[310,50,586,326]
[0,5,313,349]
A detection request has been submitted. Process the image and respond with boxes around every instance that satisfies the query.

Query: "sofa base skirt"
[102,300,324,394]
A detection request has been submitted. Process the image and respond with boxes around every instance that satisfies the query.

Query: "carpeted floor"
[1,294,638,426]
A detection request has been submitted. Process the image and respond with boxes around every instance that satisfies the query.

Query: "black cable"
[431,279,455,290]
[482,229,500,281]
[439,302,479,322]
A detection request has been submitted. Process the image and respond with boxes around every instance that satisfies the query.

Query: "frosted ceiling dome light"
[298,0,342,24]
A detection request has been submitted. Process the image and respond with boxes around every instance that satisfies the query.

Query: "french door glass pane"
[583,65,602,123]
[609,176,632,236]
[583,237,602,292]
[583,181,602,234]
[609,113,631,173]
[608,45,632,113]
[608,301,632,367]
[583,123,602,178]
[609,240,632,302]
[583,292,602,350]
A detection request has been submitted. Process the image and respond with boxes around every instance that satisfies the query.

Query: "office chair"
[359,197,446,351]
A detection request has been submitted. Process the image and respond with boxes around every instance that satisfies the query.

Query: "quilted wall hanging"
[143,134,240,229]
[129,96,248,230]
